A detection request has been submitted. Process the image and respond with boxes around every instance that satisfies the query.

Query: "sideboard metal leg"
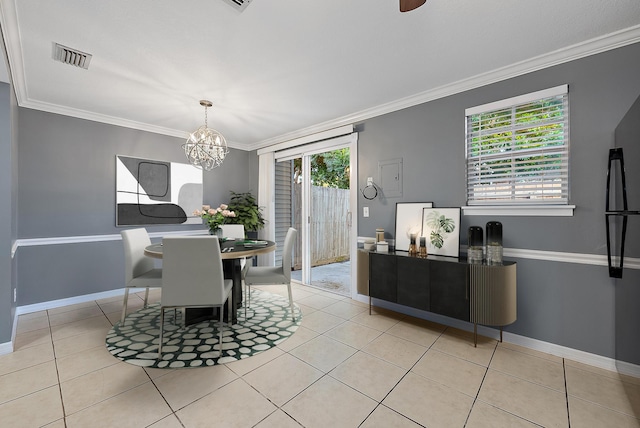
[369,295,371,315]
[500,327,503,343]
[474,323,477,347]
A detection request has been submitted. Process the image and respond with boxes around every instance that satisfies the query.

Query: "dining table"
[144,238,276,324]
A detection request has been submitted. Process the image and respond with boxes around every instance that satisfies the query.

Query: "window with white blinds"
[465,85,569,206]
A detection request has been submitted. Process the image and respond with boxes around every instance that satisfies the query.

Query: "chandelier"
[183,100,229,170]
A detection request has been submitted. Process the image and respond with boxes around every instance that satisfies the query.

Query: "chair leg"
[245,283,250,319]
[120,288,130,324]
[144,287,150,307]
[158,307,165,359]
[286,282,295,322]
[219,302,228,356]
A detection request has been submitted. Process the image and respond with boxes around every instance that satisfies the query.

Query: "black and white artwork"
[116,155,202,226]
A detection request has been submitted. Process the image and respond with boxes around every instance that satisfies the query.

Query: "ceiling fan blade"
[400,0,426,12]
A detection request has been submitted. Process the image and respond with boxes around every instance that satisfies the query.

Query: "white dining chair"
[120,228,162,323]
[243,227,297,321]
[158,236,233,359]
[221,224,245,240]
[222,223,249,274]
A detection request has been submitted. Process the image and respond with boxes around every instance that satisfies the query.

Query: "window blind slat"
[465,87,569,205]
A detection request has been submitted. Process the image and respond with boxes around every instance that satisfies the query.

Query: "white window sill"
[462,205,575,217]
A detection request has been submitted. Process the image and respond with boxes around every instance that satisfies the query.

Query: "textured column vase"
[468,226,484,264]
[486,221,503,265]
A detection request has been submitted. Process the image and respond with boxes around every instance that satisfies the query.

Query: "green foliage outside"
[468,98,565,184]
[293,148,350,189]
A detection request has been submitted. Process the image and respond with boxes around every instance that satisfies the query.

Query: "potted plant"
[226,191,265,237]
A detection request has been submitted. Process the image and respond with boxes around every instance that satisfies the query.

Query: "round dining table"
[144,238,276,324]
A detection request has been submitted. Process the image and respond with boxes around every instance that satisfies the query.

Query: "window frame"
[463,85,574,217]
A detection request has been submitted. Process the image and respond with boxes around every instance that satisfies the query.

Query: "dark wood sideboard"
[366,250,517,346]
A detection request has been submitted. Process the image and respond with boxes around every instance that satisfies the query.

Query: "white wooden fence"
[292,183,350,268]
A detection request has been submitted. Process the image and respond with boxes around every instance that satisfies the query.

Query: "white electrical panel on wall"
[378,158,403,198]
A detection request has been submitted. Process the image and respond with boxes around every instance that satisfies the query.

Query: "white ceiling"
[1,0,640,151]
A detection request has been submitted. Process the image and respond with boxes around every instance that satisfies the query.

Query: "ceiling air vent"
[221,0,252,12]
[52,43,92,69]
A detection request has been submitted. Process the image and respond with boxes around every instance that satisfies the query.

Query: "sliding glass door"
[274,134,357,296]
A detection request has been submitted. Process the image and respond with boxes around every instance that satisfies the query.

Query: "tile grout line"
[564,358,572,428]
[48,308,69,427]
[462,337,498,427]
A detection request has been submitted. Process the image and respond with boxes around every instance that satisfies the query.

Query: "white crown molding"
[252,24,640,151]
[2,1,640,154]
[19,99,249,150]
[0,0,24,92]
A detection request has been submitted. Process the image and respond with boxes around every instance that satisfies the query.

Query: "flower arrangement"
[193,204,236,233]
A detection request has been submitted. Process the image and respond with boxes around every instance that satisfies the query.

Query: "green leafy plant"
[426,211,456,249]
[226,191,266,232]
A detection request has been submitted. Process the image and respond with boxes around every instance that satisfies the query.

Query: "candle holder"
[408,233,418,256]
[419,236,428,258]
[467,226,483,264]
[486,221,503,265]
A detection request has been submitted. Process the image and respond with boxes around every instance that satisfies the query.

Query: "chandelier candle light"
[183,100,229,170]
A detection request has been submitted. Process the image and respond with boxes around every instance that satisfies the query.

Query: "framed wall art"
[116,155,203,226]
[421,207,461,257]
[394,202,433,252]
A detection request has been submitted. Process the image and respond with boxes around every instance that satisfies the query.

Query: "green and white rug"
[106,289,301,369]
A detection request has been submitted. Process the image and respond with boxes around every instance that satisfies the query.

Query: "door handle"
[347,211,352,228]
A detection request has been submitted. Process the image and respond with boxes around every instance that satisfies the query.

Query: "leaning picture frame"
[421,207,461,257]
[394,202,433,252]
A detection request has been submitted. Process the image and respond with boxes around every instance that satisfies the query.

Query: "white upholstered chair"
[158,236,233,358]
[222,223,249,272]
[121,228,162,323]
[221,224,245,240]
[243,227,297,321]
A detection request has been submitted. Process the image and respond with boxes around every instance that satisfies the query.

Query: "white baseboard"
[0,312,19,356]
[0,340,13,355]
[3,288,147,356]
[15,288,146,316]
[358,294,640,379]
[9,288,640,378]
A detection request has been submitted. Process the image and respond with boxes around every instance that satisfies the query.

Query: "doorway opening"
[274,140,355,297]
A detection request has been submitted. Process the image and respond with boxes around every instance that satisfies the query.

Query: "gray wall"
[356,43,640,364]
[0,82,17,343]
[17,109,252,305]
[8,40,640,365]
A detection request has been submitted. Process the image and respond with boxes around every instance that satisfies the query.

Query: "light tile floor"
[3,284,640,427]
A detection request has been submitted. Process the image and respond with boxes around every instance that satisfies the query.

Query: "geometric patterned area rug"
[106,289,301,369]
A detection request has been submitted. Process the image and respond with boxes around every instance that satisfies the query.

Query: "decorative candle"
[419,236,427,258]
[409,233,418,256]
